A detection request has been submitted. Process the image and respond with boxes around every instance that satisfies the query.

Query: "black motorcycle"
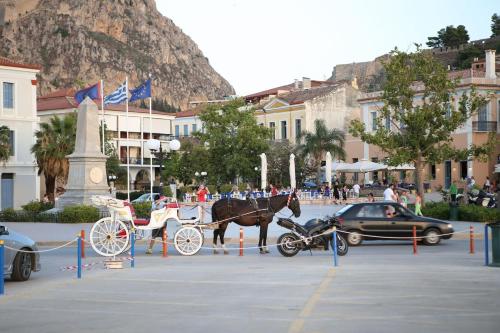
[468,189,497,208]
[276,217,348,257]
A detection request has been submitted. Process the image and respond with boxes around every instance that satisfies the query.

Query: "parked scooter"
[468,189,497,208]
[276,217,348,257]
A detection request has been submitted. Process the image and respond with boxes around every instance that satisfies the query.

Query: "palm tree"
[0,125,11,165]
[31,114,77,202]
[298,119,345,183]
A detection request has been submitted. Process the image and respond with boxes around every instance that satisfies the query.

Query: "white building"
[172,106,204,138]
[0,57,40,209]
[37,89,176,191]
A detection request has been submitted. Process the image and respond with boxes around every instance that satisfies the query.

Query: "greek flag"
[104,82,127,105]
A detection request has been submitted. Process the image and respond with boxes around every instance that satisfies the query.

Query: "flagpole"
[100,79,105,154]
[149,95,153,200]
[126,77,130,202]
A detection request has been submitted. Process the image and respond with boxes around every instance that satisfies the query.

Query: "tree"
[195,99,271,185]
[349,47,496,204]
[426,25,469,48]
[163,141,210,185]
[455,45,484,69]
[492,13,500,37]
[32,114,77,202]
[0,125,11,165]
[297,119,345,183]
[266,141,305,188]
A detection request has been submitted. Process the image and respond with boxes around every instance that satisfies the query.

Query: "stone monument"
[56,97,109,208]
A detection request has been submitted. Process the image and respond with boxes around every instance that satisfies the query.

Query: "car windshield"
[335,205,353,217]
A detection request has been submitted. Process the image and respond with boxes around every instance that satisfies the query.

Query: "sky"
[156,0,498,96]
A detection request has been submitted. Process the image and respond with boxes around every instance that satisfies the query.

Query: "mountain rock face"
[329,55,388,92]
[0,0,235,109]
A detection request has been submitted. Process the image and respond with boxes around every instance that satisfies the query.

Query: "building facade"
[37,89,176,191]
[0,57,40,209]
[345,50,500,189]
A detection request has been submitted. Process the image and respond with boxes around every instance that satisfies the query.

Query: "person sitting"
[385,205,396,218]
[367,192,375,202]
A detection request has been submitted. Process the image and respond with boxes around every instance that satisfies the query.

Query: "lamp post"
[108,175,117,197]
[147,138,181,196]
[195,171,207,185]
[254,166,259,189]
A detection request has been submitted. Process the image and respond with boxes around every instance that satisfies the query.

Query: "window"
[357,205,385,218]
[445,103,452,119]
[430,164,436,180]
[295,119,301,140]
[352,158,359,182]
[183,124,189,136]
[269,122,275,140]
[174,125,180,138]
[371,112,377,131]
[459,160,467,179]
[3,82,14,109]
[192,124,197,133]
[281,120,287,139]
[8,131,14,156]
[385,116,390,130]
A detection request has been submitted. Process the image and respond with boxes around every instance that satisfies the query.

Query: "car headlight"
[447,224,453,229]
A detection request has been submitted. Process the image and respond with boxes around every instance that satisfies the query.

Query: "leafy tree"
[32,114,77,202]
[455,45,484,69]
[163,141,210,185]
[266,141,305,188]
[0,125,11,165]
[99,123,127,185]
[492,13,500,37]
[349,47,496,203]
[427,25,469,48]
[297,119,345,183]
[195,99,271,185]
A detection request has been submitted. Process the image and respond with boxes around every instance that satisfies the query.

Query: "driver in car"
[385,205,396,218]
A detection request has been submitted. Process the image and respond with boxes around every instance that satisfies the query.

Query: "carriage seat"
[133,218,150,226]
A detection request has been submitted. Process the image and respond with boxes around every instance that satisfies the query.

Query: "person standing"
[270,184,278,196]
[342,185,348,203]
[146,195,167,254]
[367,192,375,202]
[414,192,423,216]
[383,184,397,202]
[400,191,409,208]
[484,176,491,192]
[197,185,210,222]
[449,181,458,203]
[353,183,360,198]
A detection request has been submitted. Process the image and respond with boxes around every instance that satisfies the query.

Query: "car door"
[353,204,387,239]
[381,204,414,238]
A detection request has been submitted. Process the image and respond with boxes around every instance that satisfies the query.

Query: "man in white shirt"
[353,183,360,198]
[383,184,397,202]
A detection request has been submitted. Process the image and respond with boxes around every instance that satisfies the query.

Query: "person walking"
[484,176,491,192]
[383,183,397,202]
[146,195,167,254]
[400,190,409,208]
[414,192,423,216]
[353,183,360,198]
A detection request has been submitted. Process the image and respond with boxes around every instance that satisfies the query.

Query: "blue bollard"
[484,224,489,266]
[332,228,338,267]
[77,236,82,279]
[131,231,135,268]
[0,240,4,295]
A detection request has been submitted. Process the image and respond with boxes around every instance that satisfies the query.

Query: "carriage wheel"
[174,226,203,256]
[90,217,130,257]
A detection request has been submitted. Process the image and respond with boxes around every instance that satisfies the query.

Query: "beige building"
[37,89,176,191]
[0,57,40,209]
[249,78,360,144]
[345,50,500,189]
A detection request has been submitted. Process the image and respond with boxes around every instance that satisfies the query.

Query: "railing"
[472,121,497,132]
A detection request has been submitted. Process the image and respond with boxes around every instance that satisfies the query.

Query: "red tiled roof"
[174,104,208,118]
[37,88,175,116]
[0,57,41,70]
[245,80,334,100]
[277,84,341,105]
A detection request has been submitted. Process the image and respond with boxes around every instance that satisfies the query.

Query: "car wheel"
[11,250,33,281]
[422,228,441,246]
[346,230,363,246]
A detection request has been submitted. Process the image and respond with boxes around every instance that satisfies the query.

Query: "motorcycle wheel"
[277,233,301,257]
[336,234,349,256]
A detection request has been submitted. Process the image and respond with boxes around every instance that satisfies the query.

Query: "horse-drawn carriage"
[89,195,207,257]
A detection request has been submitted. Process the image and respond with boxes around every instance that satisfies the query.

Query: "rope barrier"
[2,238,78,253]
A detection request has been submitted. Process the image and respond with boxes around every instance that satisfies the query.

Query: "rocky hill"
[0,0,235,109]
[329,55,388,92]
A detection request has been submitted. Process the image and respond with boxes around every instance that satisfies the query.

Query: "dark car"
[334,202,454,246]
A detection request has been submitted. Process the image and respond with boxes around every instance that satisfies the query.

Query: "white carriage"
[89,195,205,256]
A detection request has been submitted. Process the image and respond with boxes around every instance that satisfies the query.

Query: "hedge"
[419,202,499,222]
[58,205,101,223]
[0,204,102,223]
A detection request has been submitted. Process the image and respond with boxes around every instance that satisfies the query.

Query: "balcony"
[472,121,497,132]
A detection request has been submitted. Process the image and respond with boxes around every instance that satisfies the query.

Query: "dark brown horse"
[211,191,301,254]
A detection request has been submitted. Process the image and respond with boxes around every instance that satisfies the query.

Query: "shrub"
[132,202,151,218]
[21,200,53,213]
[161,186,172,197]
[421,202,449,220]
[219,184,233,193]
[207,184,217,194]
[59,205,100,223]
[459,205,499,222]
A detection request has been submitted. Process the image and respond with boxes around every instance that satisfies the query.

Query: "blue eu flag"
[74,82,100,104]
[129,79,152,103]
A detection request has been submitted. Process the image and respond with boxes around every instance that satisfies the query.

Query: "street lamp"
[147,138,181,195]
[254,166,259,189]
[195,171,207,184]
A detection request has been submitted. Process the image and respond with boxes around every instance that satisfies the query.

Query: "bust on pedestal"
[56,97,109,208]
